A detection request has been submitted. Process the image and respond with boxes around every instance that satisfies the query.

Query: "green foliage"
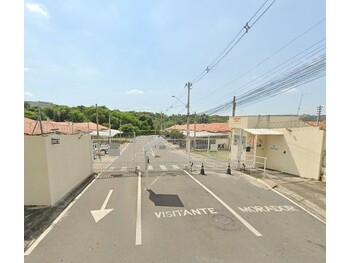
[24,101,30,109]
[120,123,135,134]
[164,129,185,139]
[24,109,38,120]
[23,102,229,134]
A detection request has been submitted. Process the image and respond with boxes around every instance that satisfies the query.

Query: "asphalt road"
[25,136,326,263]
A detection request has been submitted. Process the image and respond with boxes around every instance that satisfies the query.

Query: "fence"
[232,154,267,176]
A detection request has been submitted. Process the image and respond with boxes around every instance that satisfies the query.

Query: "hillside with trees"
[24,102,229,136]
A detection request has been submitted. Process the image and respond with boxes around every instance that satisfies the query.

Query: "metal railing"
[235,154,267,176]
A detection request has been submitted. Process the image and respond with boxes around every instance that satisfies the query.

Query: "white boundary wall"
[24,134,93,206]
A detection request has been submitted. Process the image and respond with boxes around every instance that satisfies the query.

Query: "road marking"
[24,175,97,255]
[238,205,299,213]
[148,165,153,170]
[25,143,131,256]
[155,208,218,218]
[121,166,127,171]
[90,190,114,223]
[135,171,142,245]
[160,165,167,171]
[171,165,180,169]
[137,165,140,170]
[183,170,262,237]
[149,176,160,187]
[257,179,326,224]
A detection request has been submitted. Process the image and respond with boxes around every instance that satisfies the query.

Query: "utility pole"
[232,96,236,116]
[96,104,99,138]
[194,112,197,151]
[160,111,163,133]
[186,82,192,167]
[38,106,44,135]
[108,112,111,144]
[95,104,100,158]
[316,105,323,126]
[119,118,122,138]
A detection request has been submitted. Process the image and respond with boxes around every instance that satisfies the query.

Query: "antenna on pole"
[297,94,303,115]
[297,93,311,115]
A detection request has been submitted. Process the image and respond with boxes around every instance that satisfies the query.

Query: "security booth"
[229,115,326,180]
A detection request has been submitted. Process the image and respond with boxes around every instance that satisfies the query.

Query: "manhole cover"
[211,214,240,231]
[213,215,234,225]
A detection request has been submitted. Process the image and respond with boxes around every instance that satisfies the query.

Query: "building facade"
[229,115,326,180]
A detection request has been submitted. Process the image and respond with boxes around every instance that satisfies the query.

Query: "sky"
[23,0,326,116]
[2,2,350,260]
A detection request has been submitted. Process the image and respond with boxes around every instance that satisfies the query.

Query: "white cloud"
[127,89,144,95]
[26,3,49,18]
[24,91,33,97]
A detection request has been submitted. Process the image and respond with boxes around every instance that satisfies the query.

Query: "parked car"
[93,143,110,154]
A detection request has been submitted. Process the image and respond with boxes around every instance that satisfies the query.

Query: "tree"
[24,101,31,109]
[120,123,134,134]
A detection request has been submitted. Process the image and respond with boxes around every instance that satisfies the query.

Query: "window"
[233,135,246,145]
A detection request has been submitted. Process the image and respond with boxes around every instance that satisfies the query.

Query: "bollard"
[226,163,231,175]
[200,163,205,175]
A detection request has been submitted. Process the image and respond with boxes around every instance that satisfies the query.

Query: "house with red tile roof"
[166,122,230,133]
[306,119,326,130]
[24,118,108,135]
[166,122,230,150]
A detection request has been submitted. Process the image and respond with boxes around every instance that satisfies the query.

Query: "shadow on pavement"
[147,189,184,207]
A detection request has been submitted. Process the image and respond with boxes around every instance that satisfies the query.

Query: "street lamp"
[172,82,192,168]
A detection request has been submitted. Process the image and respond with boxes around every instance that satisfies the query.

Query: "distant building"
[166,122,230,150]
[25,101,53,108]
[24,118,110,135]
[228,115,326,180]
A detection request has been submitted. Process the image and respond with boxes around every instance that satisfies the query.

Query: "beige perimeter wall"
[24,134,93,206]
[265,127,325,179]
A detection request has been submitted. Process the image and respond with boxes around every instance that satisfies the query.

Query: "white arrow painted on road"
[90,190,114,223]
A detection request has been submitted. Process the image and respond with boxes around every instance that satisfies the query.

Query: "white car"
[93,143,110,154]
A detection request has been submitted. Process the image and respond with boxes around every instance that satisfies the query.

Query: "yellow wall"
[24,136,51,205]
[264,127,325,179]
[24,134,93,206]
[46,134,93,204]
[228,116,325,180]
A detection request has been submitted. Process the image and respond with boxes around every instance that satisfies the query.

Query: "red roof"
[307,119,326,130]
[24,118,108,135]
[167,122,230,133]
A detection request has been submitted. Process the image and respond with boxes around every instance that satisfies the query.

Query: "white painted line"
[121,166,127,171]
[160,165,167,171]
[25,143,131,256]
[137,165,140,170]
[135,172,142,245]
[149,176,160,187]
[182,170,262,237]
[90,190,114,223]
[171,165,180,170]
[148,165,153,170]
[25,176,97,255]
[257,179,326,224]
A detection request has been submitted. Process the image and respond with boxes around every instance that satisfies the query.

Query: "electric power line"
[191,19,326,106]
[191,0,278,85]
